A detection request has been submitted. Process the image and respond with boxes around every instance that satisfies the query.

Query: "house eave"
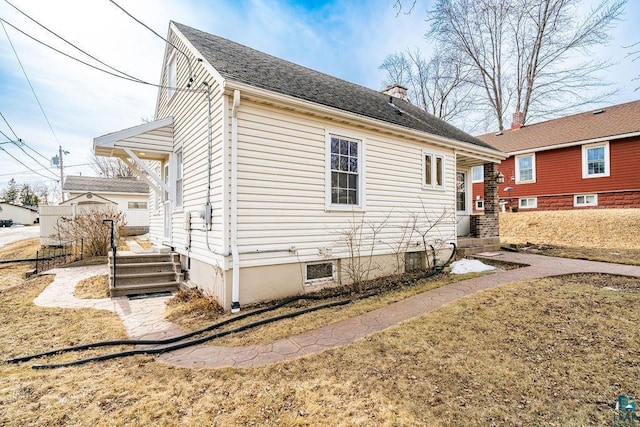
[223,81,506,164]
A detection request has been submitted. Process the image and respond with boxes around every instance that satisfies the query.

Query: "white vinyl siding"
[235,101,457,269]
[153,30,226,265]
[519,197,537,209]
[515,153,535,184]
[582,142,610,178]
[574,194,598,206]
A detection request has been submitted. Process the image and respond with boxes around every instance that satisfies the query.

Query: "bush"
[56,207,126,257]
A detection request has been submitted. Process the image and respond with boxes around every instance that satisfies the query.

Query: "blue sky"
[0,0,638,198]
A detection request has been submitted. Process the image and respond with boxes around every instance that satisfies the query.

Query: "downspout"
[230,89,241,313]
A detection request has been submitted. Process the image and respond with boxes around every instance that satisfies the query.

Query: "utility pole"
[51,146,69,202]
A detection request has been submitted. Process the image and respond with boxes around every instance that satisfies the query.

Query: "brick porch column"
[473,162,499,238]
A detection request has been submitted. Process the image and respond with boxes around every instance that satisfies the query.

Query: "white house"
[0,202,38,225]
[94,22,505,311]
[63,176,149,235]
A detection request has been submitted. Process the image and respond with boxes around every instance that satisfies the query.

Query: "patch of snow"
[450,259,497,275]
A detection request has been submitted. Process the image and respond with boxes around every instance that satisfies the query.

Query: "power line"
[4,0,145,84]
[0,111,19,140]
[0,144,59,180]
[0,110,53,164]
[1,19,61,146]
[0,18,202,94]
[0,162,94,177]
[0,129,59,180]
[107,0,194,87]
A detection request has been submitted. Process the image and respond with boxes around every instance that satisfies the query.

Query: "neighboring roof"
[0,202,38,212]
[63,176,149,194]
[173,22,498,151]
[477,100,640,153]
[61,192,116,206]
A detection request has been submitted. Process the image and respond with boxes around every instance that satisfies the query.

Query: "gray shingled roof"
[63,176,149,194]
[174,22,497,151]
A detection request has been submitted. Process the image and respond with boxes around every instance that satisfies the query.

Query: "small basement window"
[405,251,426,272]
[519,197,537,209]
[574,194,598,207]
[305,261,336,284]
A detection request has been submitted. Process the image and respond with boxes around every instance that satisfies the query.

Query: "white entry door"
[456,171,470,236]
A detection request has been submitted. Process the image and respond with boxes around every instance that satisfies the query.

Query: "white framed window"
[574,194,598,207]
[471,165,484,183]
[582,142,610,178]
[519,197,537,209]
[326,132,365,210]
[128,201,148,209]
[162,162,170,202]
[175,150,183,209]
[305,261,336,284]
[167,53,177,100]
[475,199,484,210]
[515,153,535,183]
[423,151,445,189]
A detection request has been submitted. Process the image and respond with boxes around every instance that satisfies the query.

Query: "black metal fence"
[35,239,84,273]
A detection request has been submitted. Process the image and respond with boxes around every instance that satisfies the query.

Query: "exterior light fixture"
[496,172,505,184]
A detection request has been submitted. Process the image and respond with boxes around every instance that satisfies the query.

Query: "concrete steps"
[108,252,182,297]
[456,237,502,257]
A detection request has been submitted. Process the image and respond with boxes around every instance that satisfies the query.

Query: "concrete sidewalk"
[33,251,640,369]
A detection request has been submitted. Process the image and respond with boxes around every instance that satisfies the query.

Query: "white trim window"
[515,153,535,183]
[475,199,485,210]
[326,133,365,209]
[305,261,336,284]
[175,150,183,209]
[519,197,537,209]
[471,165,484,183]
[582,142,610,178]
[423,151,445,189]
[167,53,177,100]
[574,194,598,207]
[128,201,148,209]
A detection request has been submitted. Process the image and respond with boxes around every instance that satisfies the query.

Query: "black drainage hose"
[31,296,359,369]
[12,243,457,369]
[7,292,353,364]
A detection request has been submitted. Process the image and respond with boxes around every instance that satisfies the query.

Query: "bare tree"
[625,41,640,91]
[91,154,137,179]
[510,0,625,124]
[426,0,625,130]
[380,48,478,127]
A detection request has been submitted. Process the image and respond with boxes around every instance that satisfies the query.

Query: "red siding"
[472,136,640,211]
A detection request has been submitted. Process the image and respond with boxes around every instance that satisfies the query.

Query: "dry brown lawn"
[73,275,110,299]
[0,238,40,291]
[500,209,640,263]
[167,273,487,347]
[2,272,639,426]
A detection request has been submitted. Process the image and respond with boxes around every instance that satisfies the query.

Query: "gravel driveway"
[0,226,40,248]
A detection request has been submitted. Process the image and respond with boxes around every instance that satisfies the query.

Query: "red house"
[473,100,640,212]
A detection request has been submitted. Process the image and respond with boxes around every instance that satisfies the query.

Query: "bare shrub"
[56,207,126,257]
[338,213,389,293]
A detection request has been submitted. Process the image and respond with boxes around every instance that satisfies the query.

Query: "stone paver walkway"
[33,251,640,369]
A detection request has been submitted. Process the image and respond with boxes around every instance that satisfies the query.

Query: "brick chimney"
[511,110,524,130]
[382,84,409,102]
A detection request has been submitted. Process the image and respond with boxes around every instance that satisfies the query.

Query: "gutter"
[230,89,241,313]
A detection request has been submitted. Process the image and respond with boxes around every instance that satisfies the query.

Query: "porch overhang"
[93,117,174,195]
[93,116,174,161]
